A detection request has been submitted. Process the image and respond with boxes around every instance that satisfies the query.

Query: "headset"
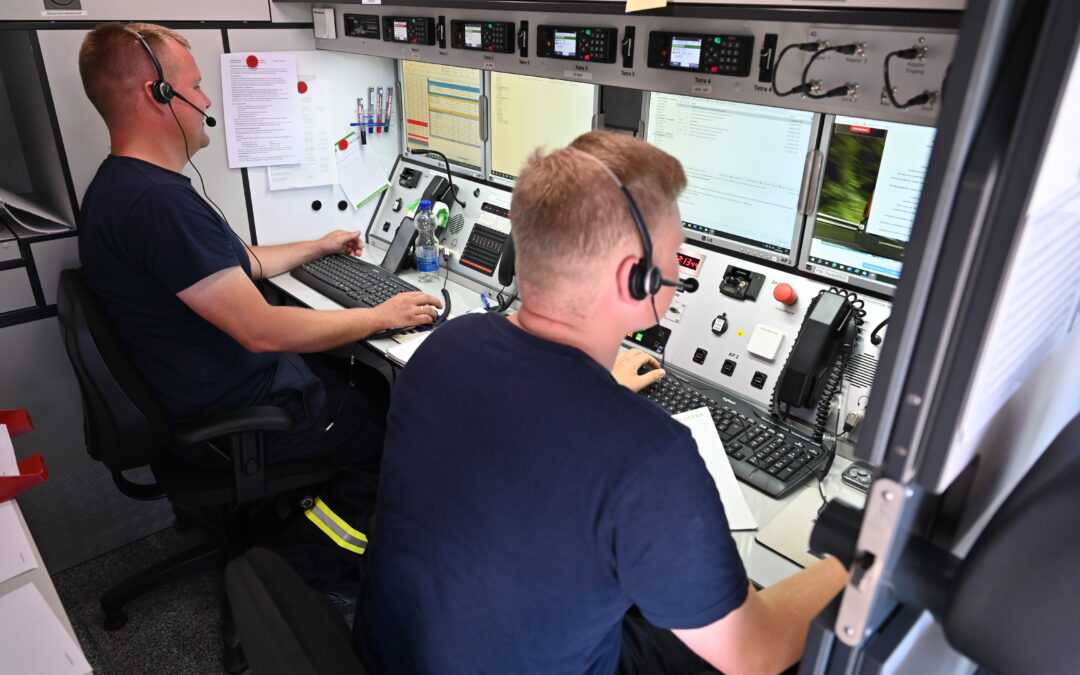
[571,148,696,300]
[132,32,217,127]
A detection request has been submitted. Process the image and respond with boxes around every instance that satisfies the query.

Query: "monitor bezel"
[639,91,820,268]
[484,71,601,188]
[397,59,487,181]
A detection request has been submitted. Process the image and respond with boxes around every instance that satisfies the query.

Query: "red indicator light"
[850,125,872,134]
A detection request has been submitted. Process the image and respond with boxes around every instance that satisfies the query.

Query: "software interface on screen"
[402,61,483,171]
[490,72,596,183]
[808,116,937,286]
[646,93,814,260]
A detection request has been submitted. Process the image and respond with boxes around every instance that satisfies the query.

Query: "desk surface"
[269,250,866,587]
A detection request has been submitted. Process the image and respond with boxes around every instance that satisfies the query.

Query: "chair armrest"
[173,406,294,446]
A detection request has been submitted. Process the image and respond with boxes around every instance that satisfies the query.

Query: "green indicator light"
[488,23,493,28]
[635,333,644,340]
[714,37,722,44]
[586,29,592,35]
[411,18,416,23]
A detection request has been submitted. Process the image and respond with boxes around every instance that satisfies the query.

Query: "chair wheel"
[103,610,127,631]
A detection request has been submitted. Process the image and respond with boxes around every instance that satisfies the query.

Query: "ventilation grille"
[447,214,465,235]
[845,352,878,388]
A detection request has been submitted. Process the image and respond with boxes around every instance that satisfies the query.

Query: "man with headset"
[76,22,442,586]
[357,131,848,674]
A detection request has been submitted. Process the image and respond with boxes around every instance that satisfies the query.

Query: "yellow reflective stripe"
[304,497,368,555]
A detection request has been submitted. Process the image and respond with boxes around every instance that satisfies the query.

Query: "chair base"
[100,540,225,631]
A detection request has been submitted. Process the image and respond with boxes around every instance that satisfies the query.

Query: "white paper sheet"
[334,132,388,209]
[0,187,72,234]
[267,78,338,191]
[674,408,758,531]
[0,585,91,675]
[220,52,303,168]
[0,425,39,583]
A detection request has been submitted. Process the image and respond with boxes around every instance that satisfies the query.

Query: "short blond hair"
[510,131,686,298]
[79,22,191,124]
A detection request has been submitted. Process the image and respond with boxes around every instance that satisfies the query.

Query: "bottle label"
[416,253,439,273]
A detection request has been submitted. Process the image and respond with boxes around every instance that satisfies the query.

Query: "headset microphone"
[172,91,216,127]
[661,276,698,293]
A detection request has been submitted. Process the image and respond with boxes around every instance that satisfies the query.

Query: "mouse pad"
[754,487,829,569]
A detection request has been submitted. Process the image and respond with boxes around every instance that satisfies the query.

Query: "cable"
[650,294,666,371]
[883,47,936,110]
[412,149,466,208]
[169,103,264,281]
[325,343,360,431]
[870,316,889,345]
[771,42,823,97]
[801,43,862,100]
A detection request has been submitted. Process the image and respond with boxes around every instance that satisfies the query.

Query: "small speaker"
[447,214,465,235]
[844,352,878,389]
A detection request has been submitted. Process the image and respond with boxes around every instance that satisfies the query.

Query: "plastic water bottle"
[415,199,439,283]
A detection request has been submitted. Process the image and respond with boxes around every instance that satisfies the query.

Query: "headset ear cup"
[152,80,173,104]
[628,260,650,301]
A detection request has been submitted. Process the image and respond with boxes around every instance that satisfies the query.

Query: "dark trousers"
[257,352,390,590]
[618,612,716,675]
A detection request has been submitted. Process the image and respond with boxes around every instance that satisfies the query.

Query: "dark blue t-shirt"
[78,155,276,421]
[360,313,748,675]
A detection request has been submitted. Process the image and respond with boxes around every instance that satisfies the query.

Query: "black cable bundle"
[801,43,862,100]
[771,41,824,97]
[883,47,936,109]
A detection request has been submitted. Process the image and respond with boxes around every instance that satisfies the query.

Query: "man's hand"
[611,349,666,392]
[371,291,445,333]
[316,230,364,258]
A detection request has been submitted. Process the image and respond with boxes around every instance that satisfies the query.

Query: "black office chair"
[226,547,368,675]
[56,268,338,672]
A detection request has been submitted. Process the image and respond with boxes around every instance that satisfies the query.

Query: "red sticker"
[246,55,258,68]
[297,81,308,94]
[338,139,349,150]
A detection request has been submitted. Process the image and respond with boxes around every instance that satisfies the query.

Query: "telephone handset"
[774,290,858,411]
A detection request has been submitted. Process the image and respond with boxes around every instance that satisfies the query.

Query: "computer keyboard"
[639,374,827,499]
[291,254,419,309]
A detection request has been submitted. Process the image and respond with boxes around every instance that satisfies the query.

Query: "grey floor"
[51,526,244,675]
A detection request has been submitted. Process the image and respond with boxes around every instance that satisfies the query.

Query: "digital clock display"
[677,250,704,277]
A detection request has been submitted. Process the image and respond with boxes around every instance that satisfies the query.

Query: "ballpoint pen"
[351,97,368,144]
[385,86,394,133]
[376,87,384,134]
[368,87,375,134]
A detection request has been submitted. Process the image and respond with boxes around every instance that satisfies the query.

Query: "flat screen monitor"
[802,116,936,295]
[488,72,596,186]
[644,93,816,265]
[400,60,484,177]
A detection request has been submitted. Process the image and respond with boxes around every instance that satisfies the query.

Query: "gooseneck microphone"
[661,276,698,293]
[172,91,216,127]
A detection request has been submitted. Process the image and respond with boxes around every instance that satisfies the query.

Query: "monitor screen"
[401,61,483,173]
[489,72,596,185]
[669,38,702,69]
[464,23,482,49]
[804,116,936,290]
[554,30,577,57]
[645,93,815,265]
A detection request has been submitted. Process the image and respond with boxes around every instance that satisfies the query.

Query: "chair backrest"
[56,268,172,471]
[225,548,368,675]
[945,412,1080,674]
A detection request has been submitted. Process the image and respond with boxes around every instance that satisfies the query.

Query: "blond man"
[358,131,848,674]
[77,22,441,586]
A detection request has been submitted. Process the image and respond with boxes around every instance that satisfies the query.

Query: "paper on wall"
[0,585,91,675]
[334,132,388,209]
[220,52,303,168]
[267,78,338,191]
[673,408,758,531]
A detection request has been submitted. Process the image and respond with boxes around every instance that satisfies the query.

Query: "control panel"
[536,26,618,63]
[368,157,515,293]
[451,20,515,53]
[344,14,381,40]
[647,32,755,77]
[627,242,891,450]
[383,16,436,45]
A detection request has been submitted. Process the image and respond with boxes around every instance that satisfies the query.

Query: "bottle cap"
[419,199,432,211]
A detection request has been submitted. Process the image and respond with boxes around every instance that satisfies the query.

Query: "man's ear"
[614,255,641,305]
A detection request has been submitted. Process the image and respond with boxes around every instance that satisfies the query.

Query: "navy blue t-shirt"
[360,313,749,675]
[78,155,276,421]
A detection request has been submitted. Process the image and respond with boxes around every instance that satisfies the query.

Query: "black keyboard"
[291,254,419,309]
[639,374,827,498]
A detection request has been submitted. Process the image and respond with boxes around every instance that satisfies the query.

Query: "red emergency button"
[773,283,798,305]
[710,66,718,73]
[584,54,590,60]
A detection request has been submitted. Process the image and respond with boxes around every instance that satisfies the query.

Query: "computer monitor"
[644,93,817,265]
[400,60,484,178]
[801,116,937,295]
[488,72,597,186]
